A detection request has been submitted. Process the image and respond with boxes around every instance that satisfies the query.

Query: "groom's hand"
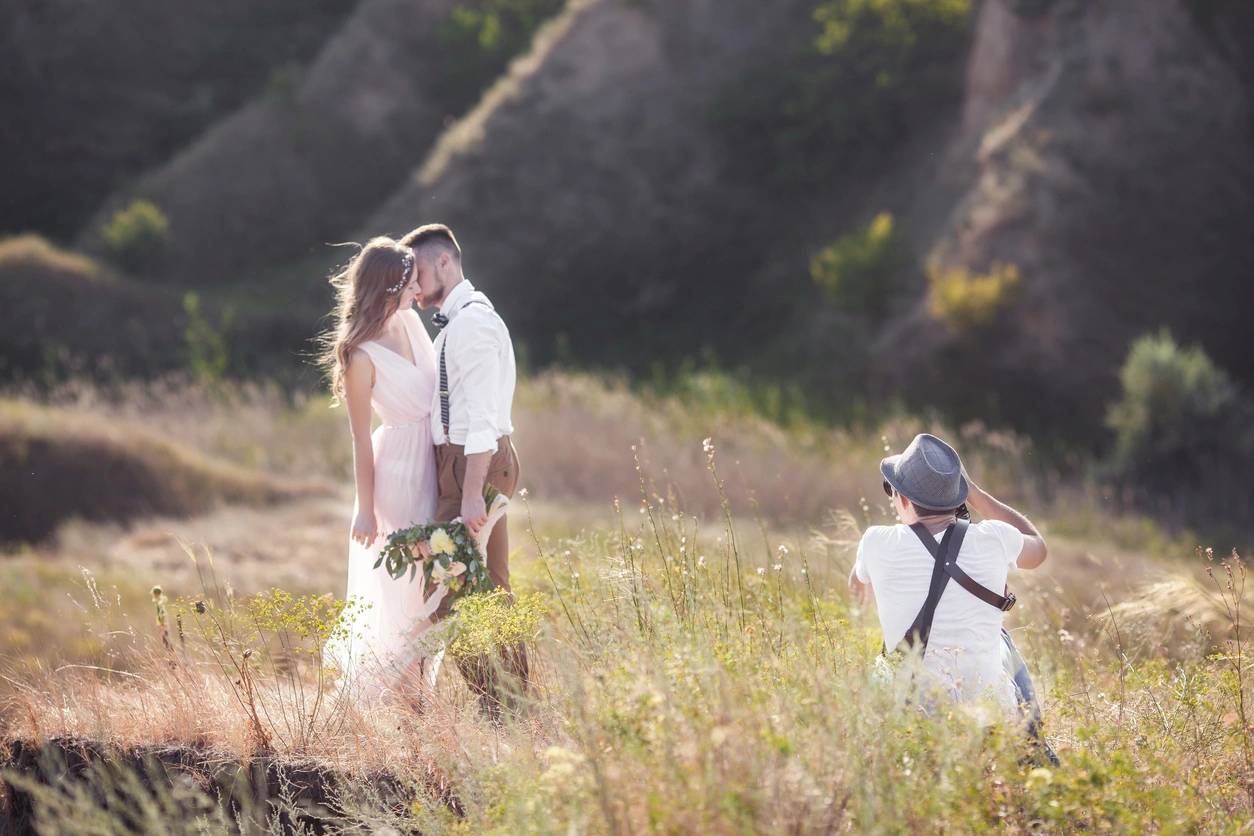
[461,493,487,534]
[460,450,493,535]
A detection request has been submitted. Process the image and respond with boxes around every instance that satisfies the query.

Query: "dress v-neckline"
[370,312,419,369]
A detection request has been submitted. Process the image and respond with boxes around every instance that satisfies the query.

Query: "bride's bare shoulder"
[345,347,375,382]
[402,307,430,333]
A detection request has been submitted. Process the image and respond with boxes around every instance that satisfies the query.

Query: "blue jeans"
[1002,628,1060,765]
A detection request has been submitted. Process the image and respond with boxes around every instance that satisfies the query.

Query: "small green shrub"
[810,212,908,320]
[182,291,232,384]
[927,261,1021,331]
[101,199,169,276]
[1106,331,1252,499]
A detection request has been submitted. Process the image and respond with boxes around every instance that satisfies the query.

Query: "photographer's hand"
[848,565,873,606]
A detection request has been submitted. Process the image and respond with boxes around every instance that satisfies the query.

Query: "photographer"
[849,434,1052,745]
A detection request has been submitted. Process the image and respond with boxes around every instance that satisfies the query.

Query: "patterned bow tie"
[432,312,450,330]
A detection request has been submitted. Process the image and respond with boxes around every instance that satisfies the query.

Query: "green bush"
[101,199,170,276]
[712,0,973,187]
[810,212,908,320]
[1106,331,1251,498]
[182,291,233,383]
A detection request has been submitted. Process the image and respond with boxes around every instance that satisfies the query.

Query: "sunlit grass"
[3,439,1252,831]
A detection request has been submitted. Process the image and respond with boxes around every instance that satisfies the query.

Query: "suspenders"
[438,299,490,438]
[886,519,1017,657]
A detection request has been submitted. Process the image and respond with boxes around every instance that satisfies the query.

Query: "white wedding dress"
[324,309,448,702]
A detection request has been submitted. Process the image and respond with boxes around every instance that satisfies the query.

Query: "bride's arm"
[345,350,378,547]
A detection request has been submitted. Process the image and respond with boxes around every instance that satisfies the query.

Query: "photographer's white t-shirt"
[854,520,1024,710]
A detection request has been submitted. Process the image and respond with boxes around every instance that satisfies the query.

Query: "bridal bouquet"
[374,486,509,607]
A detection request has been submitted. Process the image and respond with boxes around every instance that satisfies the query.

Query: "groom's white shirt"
[430,279,516,456]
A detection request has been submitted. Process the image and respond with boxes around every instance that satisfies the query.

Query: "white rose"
[428,528,455,556]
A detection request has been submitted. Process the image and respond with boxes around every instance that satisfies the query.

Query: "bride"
[319,237,446,702]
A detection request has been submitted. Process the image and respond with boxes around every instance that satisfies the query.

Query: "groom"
[402,223,528,704]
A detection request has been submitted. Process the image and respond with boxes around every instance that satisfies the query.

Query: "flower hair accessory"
[387,251,415,294]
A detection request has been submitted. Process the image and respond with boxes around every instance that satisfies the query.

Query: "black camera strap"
[895,520,965,654]
[887,518,1018,658]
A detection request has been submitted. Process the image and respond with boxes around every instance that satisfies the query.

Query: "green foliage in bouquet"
[374,485,503,607]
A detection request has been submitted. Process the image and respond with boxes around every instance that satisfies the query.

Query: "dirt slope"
[78,0,468,283]
[884,0,1254,432]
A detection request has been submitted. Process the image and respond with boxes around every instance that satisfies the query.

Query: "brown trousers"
[434,436,520,594]
[433,436,528,715]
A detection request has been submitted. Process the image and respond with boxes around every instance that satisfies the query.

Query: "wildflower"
[702,437,714,454]
[757,567,766,576]
[777,544,790,556]
[520,488,529,499]
[773,564,782,572]
[697,555,706,568]
[429,528,455,556]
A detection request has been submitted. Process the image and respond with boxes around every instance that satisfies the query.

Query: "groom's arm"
[460,452,491,533]
[456,315,505,532]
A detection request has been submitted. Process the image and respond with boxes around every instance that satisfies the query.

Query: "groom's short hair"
[401,224,462,261]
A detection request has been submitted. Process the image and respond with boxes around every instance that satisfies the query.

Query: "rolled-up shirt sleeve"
[457,315,504,455]
[854,534,870,582]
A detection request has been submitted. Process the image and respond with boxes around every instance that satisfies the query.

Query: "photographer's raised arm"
[964,476,1048,570]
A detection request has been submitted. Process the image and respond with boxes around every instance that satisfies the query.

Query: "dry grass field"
[1,373,1250,832]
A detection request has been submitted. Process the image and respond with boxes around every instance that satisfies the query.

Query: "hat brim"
[880,455,969,510]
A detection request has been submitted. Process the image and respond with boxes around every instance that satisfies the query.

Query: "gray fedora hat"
[880,433,968,510]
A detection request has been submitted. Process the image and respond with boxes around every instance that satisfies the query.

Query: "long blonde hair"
[318,237,413,401]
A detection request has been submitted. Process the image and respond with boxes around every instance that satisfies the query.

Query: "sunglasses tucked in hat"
[880,433,968,511]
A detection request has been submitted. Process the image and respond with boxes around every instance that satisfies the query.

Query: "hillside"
[366,0,932,375]
[75,0,564,283]
[0,397,329,544]
[0,0,359,241]
[9,0,1251,447]
[367,0,1254,437]
[881,0,1254,433]
[0,236,186,380]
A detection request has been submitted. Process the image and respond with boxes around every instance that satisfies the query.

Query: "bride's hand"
[352,510,378,547]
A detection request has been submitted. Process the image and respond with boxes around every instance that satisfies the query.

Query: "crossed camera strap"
[887,518,1017,656]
